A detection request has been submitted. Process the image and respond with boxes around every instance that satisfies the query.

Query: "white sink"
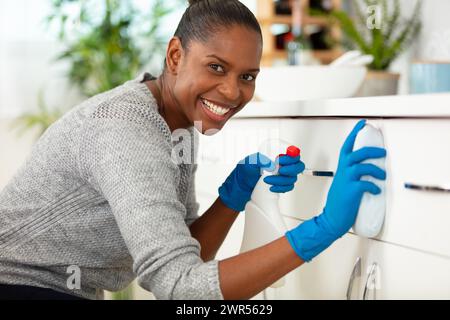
[255,65,367,102]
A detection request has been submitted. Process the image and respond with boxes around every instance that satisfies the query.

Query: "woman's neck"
[145,75,191,133]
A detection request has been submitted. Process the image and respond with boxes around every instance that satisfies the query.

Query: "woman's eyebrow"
[206,54,260,72]
[206,54,230,66]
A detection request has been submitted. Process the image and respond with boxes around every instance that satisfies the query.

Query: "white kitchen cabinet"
[277,118,450,258]
[263,216,450,300]
[263,216,368,300]
[277,119,362,221]
[380,120,450,258]
[195,94,450,299]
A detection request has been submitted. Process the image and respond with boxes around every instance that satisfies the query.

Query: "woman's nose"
[218,77,240,102]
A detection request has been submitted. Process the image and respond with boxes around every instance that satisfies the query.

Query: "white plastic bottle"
[352,122,386,238]
[240,142,300,288]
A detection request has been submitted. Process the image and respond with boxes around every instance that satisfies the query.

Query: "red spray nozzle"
[274,146,300,173]
[277,146,301,159]
[286,145,301,157]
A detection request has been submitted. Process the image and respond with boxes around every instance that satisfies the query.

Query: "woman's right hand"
[285,120,387,262]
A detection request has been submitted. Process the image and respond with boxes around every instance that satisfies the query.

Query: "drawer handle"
[303,169,334,177]
[346,257,361,300]
[363,263,378,300]
[404,182,450,193]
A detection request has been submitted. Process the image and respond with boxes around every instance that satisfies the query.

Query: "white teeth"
[201,98,231,116]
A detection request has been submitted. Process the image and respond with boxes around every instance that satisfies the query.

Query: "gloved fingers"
[351,163,386,181]
[269,184,295,193]
[356,181,381,195]
[278,160,305,176]
[341,119,367,155]
[278,155,300,166]
[347,147,387,166]
[263,175,297,186]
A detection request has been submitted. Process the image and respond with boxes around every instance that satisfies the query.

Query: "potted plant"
[331,0,422,96]
[14,0,181,137]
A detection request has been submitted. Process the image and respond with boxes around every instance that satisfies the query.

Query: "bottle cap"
[286,145,301,157]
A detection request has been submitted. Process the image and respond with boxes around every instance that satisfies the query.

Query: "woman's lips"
[199,98,233,123]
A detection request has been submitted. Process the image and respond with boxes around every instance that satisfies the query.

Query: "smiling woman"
[145,0,263,134]
[0,0,386,301]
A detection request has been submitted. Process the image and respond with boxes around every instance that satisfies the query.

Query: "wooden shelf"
[259,14,329,26]
[262,48,343,65]
[258,15,292,25]
[257,0,342,66]
[311,48,343,64]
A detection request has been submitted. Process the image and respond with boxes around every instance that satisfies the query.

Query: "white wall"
[384,0,450,93]
[0,0,82,118]
[414,0,450,61]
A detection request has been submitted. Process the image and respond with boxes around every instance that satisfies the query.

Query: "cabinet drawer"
[277,118,450,257]
[278,119,361,220]
[269,219,450,300]
[267,216,366,300]
[380,120,450,258]
[362,240,450,299]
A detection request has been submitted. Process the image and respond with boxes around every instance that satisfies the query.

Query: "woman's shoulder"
[83,73,171,141]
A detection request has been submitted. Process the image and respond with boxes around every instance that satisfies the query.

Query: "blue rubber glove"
[219,153,305,212]
[264,155,305,193]
[285,120,387,262]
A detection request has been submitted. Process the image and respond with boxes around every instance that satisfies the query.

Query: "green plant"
[15,0,181,136]
[11,90,65,137]
[331,0,422,70]
[47,0,178,96]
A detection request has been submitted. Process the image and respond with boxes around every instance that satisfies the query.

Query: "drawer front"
[278,118,450,257]
[268,216,367,300]
[269,221,450,300]
[278,118,363,220]
[197,118,450,257]
[380,120,450,257]
[362,240,450,299]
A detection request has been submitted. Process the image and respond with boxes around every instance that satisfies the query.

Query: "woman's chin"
[193,121,223,136]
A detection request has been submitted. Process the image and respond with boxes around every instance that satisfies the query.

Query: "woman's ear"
[166,37,183,75]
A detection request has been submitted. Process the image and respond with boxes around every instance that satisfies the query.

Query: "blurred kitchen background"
[1,0,450,300]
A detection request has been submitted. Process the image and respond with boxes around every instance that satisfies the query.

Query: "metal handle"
[363,263,378,300]
[404,182,450,193]
[303,169,334,177]
[346,257,361,300]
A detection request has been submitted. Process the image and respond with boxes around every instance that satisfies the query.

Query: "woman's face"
[171,25,262,134]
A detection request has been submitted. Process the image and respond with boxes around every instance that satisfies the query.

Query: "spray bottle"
[240,140,301,288]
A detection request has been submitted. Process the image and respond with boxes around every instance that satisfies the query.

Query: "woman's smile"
[198,97,236,123]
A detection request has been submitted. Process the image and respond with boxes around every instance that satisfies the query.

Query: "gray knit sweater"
[0,73,223,300]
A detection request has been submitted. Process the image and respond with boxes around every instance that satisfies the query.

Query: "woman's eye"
[209,64,224,73]
[241,74,256,82]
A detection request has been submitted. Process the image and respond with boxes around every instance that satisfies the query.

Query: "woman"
[0,0,386,300]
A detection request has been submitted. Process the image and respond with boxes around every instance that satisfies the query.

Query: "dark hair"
[174,0,262,50]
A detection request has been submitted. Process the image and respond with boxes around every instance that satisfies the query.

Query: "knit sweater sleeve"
[185,163,200,226]
[78,116,223,300]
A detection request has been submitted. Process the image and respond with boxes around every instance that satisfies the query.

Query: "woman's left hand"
[264,154,305,193]
[218,153,305,212]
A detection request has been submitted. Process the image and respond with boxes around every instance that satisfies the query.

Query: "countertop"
[235,93,450,119]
